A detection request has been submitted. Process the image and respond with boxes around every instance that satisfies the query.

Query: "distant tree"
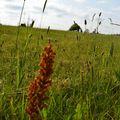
[69,21,82,32]
[84,29,90,33]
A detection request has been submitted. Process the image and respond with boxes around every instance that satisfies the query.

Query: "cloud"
[75,0,86,3]
[47,6,71,17]
[5,0,15,1]
[0,0,120,34]
[97,0,108,4]
[112,7,120,12]
[5,4,22,11]
[33,6,42,14]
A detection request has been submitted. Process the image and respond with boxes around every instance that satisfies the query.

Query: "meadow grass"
[0,25,120,119]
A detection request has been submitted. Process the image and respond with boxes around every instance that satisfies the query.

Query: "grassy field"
[0,25,120,120]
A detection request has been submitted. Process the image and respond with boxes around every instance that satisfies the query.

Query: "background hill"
[0,25,120,119]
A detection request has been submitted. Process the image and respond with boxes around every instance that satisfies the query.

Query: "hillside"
[0,25,120,120]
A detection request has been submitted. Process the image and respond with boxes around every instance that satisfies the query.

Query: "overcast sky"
[0,0,120,34]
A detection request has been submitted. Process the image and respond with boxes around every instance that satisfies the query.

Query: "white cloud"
[75,0,86,3]
[112,7,120,12]
[98,0,108,4]
[0,0,120,34]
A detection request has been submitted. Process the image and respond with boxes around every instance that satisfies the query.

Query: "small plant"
[92,12,103,33]
[96,12,102,33]
[26,41,56,120]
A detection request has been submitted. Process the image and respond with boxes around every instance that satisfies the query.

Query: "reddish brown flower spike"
[26,41,55,120]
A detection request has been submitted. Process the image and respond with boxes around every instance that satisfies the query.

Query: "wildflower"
[26,41,55,120]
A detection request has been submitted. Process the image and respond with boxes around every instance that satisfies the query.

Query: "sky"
[0,0,120,34]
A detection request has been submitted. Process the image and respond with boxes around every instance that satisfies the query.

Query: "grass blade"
[43,0,48,13]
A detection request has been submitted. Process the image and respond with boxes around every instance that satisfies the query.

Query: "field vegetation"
[0,25,120,119]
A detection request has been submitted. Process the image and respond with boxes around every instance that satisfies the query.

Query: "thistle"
[26,41,55,120]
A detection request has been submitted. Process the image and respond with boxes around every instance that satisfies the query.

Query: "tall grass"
[40,0,48,28]
[1,26,120,119]
[15,0,26,90]
[1,0,120,119]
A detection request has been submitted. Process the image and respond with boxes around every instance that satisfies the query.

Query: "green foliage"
[0,25,120,119]
[69,23,80,31]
